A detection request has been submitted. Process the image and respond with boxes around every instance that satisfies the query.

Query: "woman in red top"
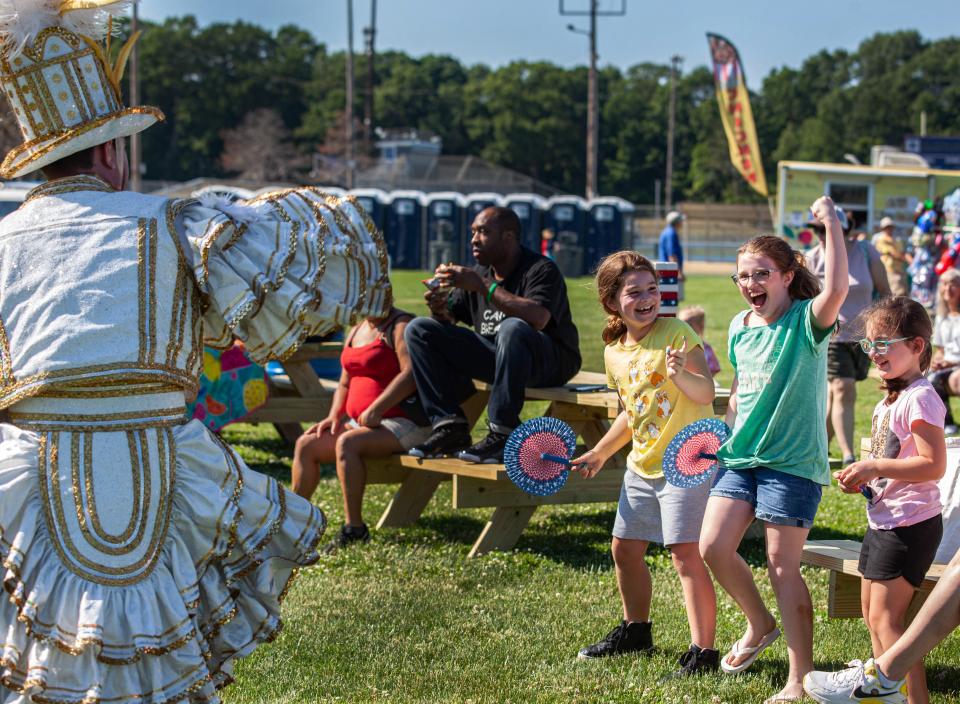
[292,308,429,550]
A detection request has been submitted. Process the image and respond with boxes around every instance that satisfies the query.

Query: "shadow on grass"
[808,525,866,542]
[399,513,488,546]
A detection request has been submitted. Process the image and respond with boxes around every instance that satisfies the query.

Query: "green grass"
[220,271,960,703]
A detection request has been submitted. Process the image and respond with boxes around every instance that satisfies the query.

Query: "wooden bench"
[246,342,732,557]
[802,539,942,621]
[364,371,730,556]
[801,436,946,620]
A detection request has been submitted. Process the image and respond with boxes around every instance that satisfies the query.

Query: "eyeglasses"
[731,269,777,286]
[858,337,910,355]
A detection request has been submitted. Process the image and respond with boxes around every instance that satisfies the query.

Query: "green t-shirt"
[605,318,712,478]
[717,298,834,485]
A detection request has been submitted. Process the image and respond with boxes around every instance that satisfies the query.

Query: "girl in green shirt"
[699,197,849,703]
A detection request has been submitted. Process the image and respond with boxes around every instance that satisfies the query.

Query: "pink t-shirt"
[867,378,945,530]
[704,341,721,376]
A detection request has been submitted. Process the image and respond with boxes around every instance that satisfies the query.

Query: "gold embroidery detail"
[0,105,163,177]
[37,428,174,585]
[0,314,13,386]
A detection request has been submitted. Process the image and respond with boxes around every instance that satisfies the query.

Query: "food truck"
[776,161,960,244]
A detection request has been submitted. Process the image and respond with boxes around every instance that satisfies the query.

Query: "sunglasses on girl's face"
[858,337,910,355]
[730,269,776,286]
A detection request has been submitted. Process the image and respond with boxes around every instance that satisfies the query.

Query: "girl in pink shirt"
[834,296,947,704]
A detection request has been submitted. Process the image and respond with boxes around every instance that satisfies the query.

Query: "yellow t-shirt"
[605,318,712,478]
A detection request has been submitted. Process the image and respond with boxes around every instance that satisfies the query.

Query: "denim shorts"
[709,466,823,528]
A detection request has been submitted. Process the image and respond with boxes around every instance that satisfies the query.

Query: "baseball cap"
[879,216,895,230]
[666,211,684,225]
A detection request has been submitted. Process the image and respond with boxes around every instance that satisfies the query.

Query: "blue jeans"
[404,317,576,434]
[710,465,823,529]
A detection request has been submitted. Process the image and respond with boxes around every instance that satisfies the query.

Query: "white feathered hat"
[0,0,162,178]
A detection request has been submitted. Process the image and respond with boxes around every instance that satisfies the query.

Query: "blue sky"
[139,0,956,85]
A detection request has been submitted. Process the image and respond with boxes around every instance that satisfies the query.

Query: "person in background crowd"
[806,207,892,465]
[541,227,555,260]
[291,308,430,552]
[405,207,581,464]
[928,268,960,435]
[872,217,911,297]
[679,306,721,377]
[659,211,686,300]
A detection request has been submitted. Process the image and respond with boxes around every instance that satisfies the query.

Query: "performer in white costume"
[0,1,390,701]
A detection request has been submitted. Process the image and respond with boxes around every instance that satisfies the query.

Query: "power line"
[560,0,626,200]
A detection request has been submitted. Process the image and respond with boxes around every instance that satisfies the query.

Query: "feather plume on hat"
[0,0,130,58]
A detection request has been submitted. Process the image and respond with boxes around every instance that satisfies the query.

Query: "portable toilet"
[587,196,637,271]
[545,195,588,277]
[463,193,504,264]
[385,190,424,269]
[423,192,466,268]
[504,193,547,253]
[348,188,388,237]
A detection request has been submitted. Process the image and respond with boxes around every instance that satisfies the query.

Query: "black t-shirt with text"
[448,247,581,374]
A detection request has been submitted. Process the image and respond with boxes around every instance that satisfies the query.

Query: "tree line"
[129,16,960,203]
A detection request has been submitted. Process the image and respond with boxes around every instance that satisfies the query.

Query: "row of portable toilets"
[331,189,636,277]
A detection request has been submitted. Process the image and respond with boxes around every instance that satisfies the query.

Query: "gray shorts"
[612,468,712,546]
[348,416,431,450]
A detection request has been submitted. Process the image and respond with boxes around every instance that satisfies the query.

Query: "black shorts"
[828,341,871,382]
[858,514,943,587]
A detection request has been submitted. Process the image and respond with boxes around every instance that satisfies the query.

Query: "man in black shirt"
[406,207,581,463]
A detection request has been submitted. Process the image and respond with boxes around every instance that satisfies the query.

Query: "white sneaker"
[803,658,906,703]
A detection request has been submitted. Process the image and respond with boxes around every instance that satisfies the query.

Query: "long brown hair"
[737,235,820,300]
[864,296,933,402]
[595,250,659,344]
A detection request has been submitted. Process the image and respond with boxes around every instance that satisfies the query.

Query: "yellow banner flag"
[706,33,768,197]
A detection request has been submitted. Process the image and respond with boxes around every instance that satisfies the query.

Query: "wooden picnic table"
[245,341,343,443]
[247,343,731,557]
[801,539,942,622]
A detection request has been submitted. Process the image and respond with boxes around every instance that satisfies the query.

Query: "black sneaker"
[662,644,720,680]
[457,431,509,464]
[577,620,653,660]
[323,523,370,555]
[408,423,472,459]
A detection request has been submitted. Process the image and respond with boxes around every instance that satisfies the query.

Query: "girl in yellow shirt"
[571,251,718,679]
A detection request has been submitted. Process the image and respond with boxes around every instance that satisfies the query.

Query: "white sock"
[874,663,900,688]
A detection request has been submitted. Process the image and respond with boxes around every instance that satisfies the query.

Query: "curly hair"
[595,250,659,344]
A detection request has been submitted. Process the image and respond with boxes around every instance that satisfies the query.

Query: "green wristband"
[487,281,499,303]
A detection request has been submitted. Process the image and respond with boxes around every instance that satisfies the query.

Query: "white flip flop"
[720,626,781,674]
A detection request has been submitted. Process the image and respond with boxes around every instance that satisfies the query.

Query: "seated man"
[406,206,581,463]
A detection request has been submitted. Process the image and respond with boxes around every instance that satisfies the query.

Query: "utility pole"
[586,1,597,200]
[129,0,141,192]
[345,0,355,188]
[363,0,377,154]
[561,0,626,200]
[664,54,683,210]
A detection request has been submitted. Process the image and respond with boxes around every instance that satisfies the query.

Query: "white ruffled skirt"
[0,409,324,703]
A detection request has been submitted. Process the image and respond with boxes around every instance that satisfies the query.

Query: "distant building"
[904,135,960,171]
